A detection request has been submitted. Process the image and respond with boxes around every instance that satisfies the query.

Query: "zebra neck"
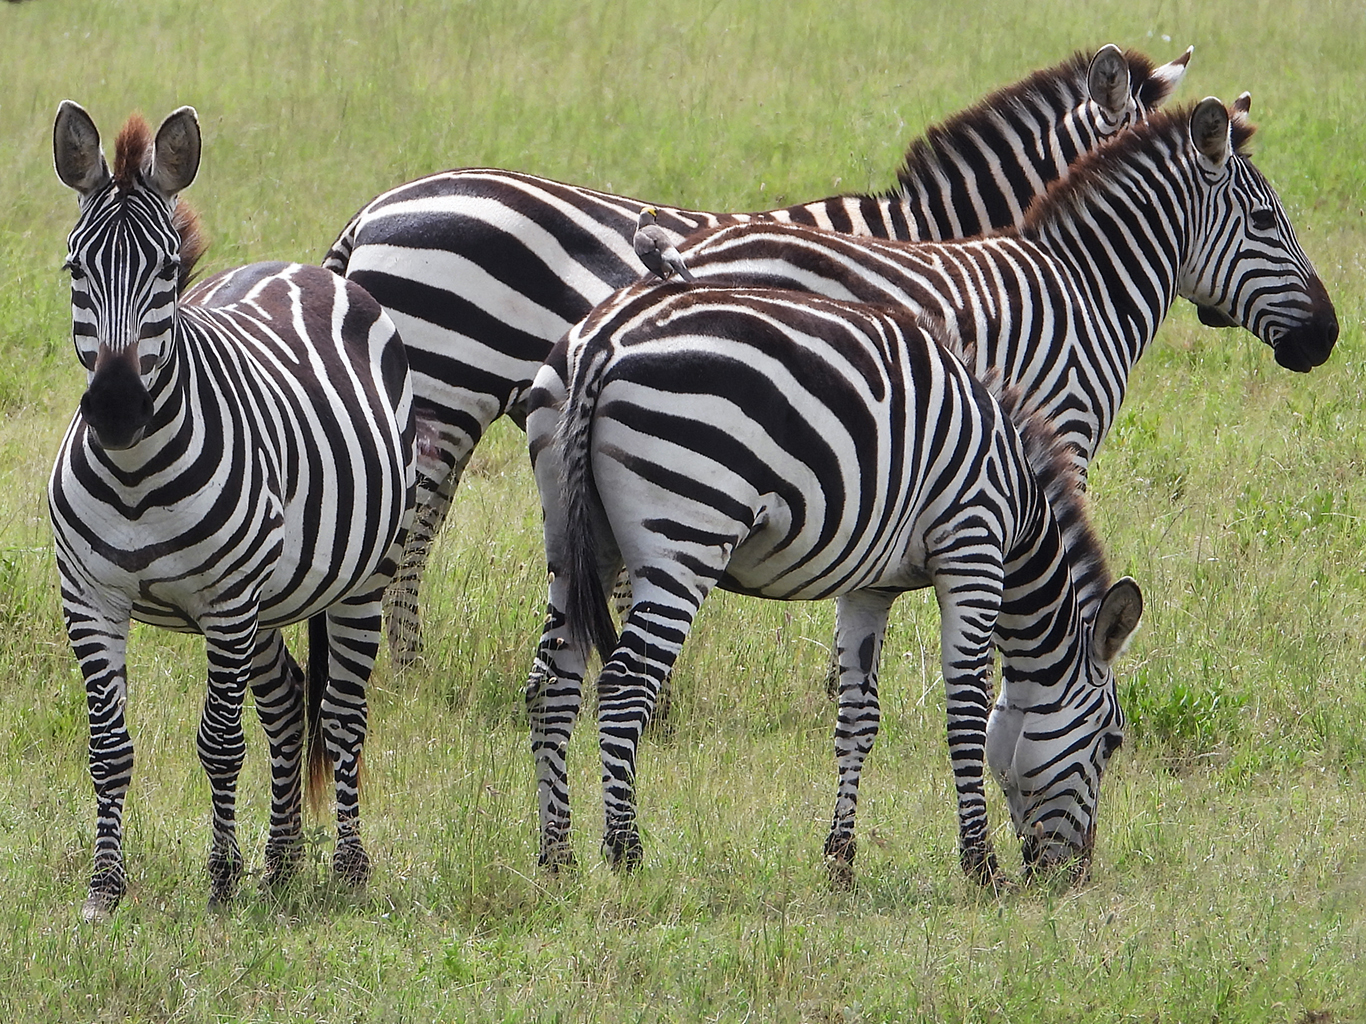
[1029,167,1188,367]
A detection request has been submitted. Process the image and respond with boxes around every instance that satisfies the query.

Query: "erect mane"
[113,112,208,294]
[985,370,1112,616]
[113,113,151,192]
[1021,102,1258,235]
[885,49,1158,203]
[173,201,208,295]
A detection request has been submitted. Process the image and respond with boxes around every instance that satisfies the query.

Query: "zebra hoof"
[334,843,371,888]
[81,890,119,923]
[538,843,578,874]
[823,833,857,890]
[207,848,244,907]
[261,841,304,892]
[961,845,1008,893]
[602,828,643,872]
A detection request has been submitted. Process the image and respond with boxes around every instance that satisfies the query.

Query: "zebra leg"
[525,595,588,871]
[316,595,383,886]
[63,592,134,921]
[384,407,475,667]
[249,629,306,891]
[931,554,1007,889]
[598,580,712,870]
[824,589,896,888]
[198,620,260,907]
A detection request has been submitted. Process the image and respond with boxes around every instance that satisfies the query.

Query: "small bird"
[633,206,695,283]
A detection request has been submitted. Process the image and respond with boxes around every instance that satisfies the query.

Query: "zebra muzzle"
[80,349,153,450]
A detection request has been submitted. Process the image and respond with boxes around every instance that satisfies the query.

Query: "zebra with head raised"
[320,43,1191,662]
[51,102,415,920]
[670,94,1337,475]
[523,288,1143,884]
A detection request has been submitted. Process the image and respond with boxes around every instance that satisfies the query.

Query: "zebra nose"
[80,354,153,450]
[1274,278,1339,373]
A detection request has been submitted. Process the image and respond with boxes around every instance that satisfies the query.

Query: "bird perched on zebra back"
[634,206,695,283]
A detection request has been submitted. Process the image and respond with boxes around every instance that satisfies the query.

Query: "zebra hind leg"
[526,597,588,873]
[824,591,895,889]
[250,630,306,894]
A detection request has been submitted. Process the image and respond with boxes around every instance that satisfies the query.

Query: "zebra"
[663,94,1338,476]
[321,43,1192,662]
[522,287,1143,884]
[51,102,415,920]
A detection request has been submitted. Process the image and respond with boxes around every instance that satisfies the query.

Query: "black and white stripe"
[671,95,1338,472]
[51,102,415,919]
[523,288,1143,883]
[321,44,1191,660]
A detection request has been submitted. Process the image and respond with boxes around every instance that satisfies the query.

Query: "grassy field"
[2,0,1365,1020]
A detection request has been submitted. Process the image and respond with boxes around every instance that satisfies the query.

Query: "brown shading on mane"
[113,113,152,192]
[113,112,210,294]
[1021,103,1258,236]
[886,49,1157,202]
[172,201,208,295]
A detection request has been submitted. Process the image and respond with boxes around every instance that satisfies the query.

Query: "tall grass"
[1,0,1364,1021]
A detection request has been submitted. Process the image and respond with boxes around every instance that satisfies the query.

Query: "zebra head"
[1178,95,1338,372]
[987,576,1141,880]
[54,101,203,450]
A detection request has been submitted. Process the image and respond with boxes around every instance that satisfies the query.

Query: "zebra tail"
[320,212,360,276]
[305,612,331,811]
[559,344,620,663]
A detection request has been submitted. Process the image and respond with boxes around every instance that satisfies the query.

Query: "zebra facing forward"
[321,43,1190,662]
[51,103,415,920]
[670,94,1337,474]
[523,288,1142,884]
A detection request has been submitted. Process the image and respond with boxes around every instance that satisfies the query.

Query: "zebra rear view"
[524,287,1143,886]
[50,102,416,920]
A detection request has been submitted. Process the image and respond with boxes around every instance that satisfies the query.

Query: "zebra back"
[675,97,1338,469]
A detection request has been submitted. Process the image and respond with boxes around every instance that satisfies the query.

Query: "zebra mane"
[984,369,1113,616]
[887,48,1156,204]
[113,112,208,295]
[1021,102,1258,235]
[113,113,151,192]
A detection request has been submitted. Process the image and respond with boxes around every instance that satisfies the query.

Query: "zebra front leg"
[64,593,134,921]
[314,596,382,887]
[249,630,306,892]
[525,598,587,872]
[932,558,1007,890]
[824,590,896,888]
[199,621,260,907]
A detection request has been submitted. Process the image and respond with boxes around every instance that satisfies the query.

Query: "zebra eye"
[1250,208,1277,232]
[160,255,181,279]
[63,258,85,281]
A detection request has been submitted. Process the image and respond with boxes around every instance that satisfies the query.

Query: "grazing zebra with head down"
[51,102,415,920]
[523,288,1143,883]
[669,94,1338,473]
[321,43,1191,661]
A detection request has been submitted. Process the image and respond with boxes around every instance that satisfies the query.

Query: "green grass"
[2,0,1366,1020]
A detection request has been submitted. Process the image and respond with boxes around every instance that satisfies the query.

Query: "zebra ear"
[1232,91,1252,117]
[1092,577,1143,669]
[1138,45,1193,109]
[1087,44,1131,118]
[54,100,111,197]
[147,106,201,199]
[1190,96,1232,171]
